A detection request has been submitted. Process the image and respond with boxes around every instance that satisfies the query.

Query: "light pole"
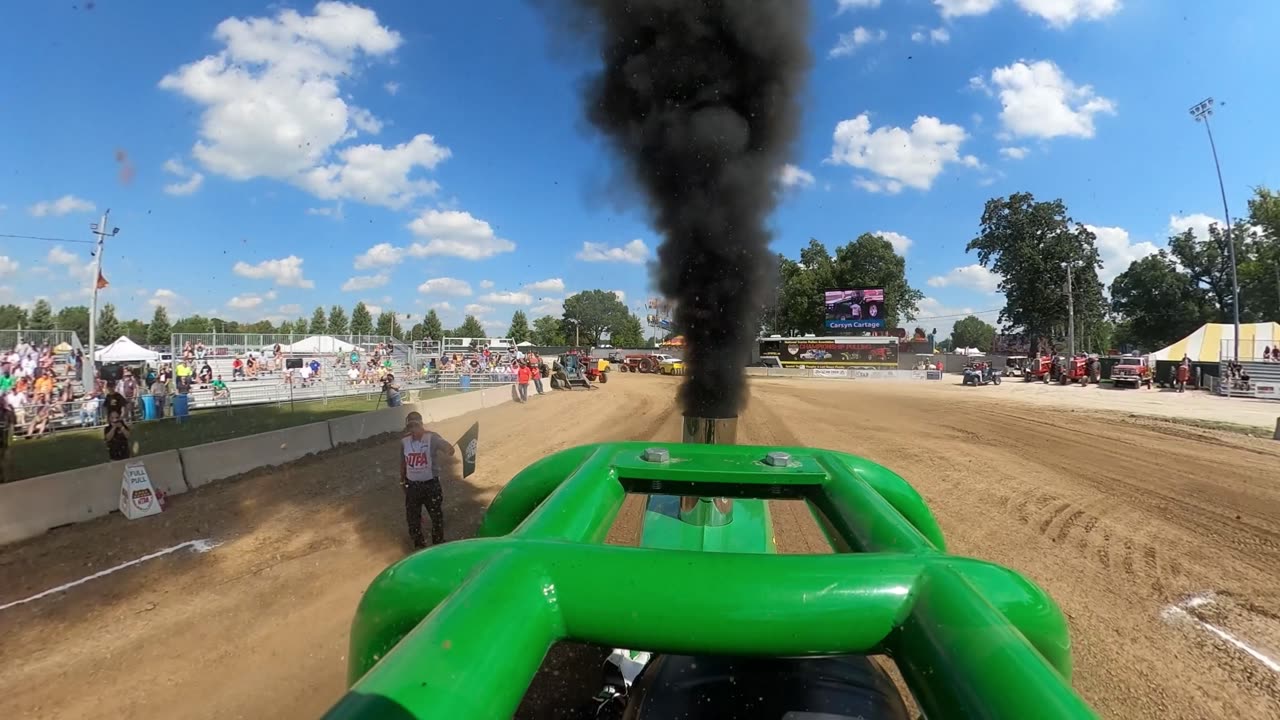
[567,318,580,348]
[1064,261,1075,357]
[1189,97,1241,360]
[86,210,119,390]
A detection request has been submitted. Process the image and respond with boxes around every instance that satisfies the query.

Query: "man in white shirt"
[400,411,455,549]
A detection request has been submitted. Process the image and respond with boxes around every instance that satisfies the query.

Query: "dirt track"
[2,376,1279,719]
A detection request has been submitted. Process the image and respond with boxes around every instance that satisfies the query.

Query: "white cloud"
[934,0,1000,18]
[278,303,302,315]
[912,27,950,43]
[576,238,649,264]
[342,273,390,292]
[383,81,400,95]
[232,255,314,288]
[362,302,384,317]
[162,158,205,196]
[479,279,495,289]
[531,299,565,317]
[1014,0,1121,28]
[0,256,18,276]
[406,209,516,260]
[464,303,494,315]
[974,60,1116,140]
[779,163,816,188]
[148,288,182,307]
[999,146,1030,160]
[1084,224,1159,284]
[479,291,534,305]
[28,194,95,217]
[523,278,565,293]
[1168,213,1221,241]
[158,3,450,209]
[47,246,79,265]
[828,113,976,192]
[306,205,344,220]
[417,277,473,296]
[914,296,997,340]
[428,301,453,312]
[874,230,913,254]
[836,0,881,11]
[353,242,404,270]
[481,319,506,331]
[830,27,887,58]
[927,264,1000,293]
[611,290,627,304]
[227,293,265,310]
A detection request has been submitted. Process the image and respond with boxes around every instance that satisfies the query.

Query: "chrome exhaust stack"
[677,416,737,527]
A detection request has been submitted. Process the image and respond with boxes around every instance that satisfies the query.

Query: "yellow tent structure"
[1150,322,1280,363]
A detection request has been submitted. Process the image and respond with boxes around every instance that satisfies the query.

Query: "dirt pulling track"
[2,376,1280,719]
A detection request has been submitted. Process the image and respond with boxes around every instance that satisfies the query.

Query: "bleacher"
[1216,338,1280,400]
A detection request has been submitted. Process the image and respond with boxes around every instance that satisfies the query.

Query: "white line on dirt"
[0,538,220,612]
[1163,592,1280,675]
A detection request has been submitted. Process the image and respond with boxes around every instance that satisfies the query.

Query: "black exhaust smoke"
[550,0,811,418]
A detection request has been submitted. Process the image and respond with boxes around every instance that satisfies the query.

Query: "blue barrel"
[460,375,471,391]
[172,393,190,422]
[141,394,158,421]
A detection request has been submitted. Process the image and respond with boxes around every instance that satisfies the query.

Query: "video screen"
[824,288,886,331]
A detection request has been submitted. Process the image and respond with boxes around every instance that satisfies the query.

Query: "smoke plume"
[555,0,811,417]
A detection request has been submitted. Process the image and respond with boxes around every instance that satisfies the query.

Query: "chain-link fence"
[0,329,80,351]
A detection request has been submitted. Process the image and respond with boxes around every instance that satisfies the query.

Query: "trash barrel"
[172,393,190,423]
[460,375,471,391]
[141,394,158,421]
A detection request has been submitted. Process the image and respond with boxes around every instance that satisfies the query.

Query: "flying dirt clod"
[556,0,811,417]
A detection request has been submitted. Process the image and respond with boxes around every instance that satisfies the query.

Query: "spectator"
[0,392,13,482]
[1265,346,1272,363]
[232,355,245,380]
[382,374,402,408]
[175,360,193,393]
[308,358,321,379]
[531,359,544,395]
[273,343,284,372]
[80,392,100,427]
[150,377,169,418]
[211,375,230,401]
[121,371,137,420]
[195,340,207,361]
[104,383,128,422]
[516,361,531,403]
[104,411,131,461]
[7,387,28,430]
[198,361,213,385]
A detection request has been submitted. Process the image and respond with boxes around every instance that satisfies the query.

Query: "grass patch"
[6,388,449,482]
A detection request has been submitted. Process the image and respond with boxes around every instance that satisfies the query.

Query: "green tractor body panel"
[323,441,1099,720]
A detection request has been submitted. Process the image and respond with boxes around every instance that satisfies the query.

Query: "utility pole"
[1189,97,1241,360]
[1065,262,1076,357]
[86,210,119,390]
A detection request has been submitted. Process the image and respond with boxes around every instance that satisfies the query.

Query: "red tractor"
[1023,355,1055,383]
[1058,354,1101,385]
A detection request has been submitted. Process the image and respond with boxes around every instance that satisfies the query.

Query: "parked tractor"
[324,436,1097,720]
[1024,355,1055,383]
[1110,355,1153,389]
[1058,354,1101,385]
[617,353,674,374]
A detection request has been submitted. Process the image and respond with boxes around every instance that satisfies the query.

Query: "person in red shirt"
[516,361,532,403]
[530,359,544,395]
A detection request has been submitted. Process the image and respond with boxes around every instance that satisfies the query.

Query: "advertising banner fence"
[759,338,898,368]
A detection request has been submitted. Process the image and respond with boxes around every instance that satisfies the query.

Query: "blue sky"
[1,0,1277,338]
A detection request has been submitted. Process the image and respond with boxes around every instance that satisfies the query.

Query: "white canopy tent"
[283,335,358,354]
[94,336,160,363]
[516,341,535,347]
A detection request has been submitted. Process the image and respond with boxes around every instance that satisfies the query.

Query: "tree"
[609,313,645,347]
[1243,187,1280,322]
[935,337,954,352]
[309,306,327,334]
[423,309,443,341]
[454,315,485,337]
[1109,251,1212,351]
[966,192,1106,354]
[0,304,28,330]
[294,318,309,335]
[55,305,90,341]
[561,290,630,347]
[148,306,172,345]
[767,236,923,335]
[28,299,54,330]
[120,319,148,344]
[328,305,349,335]
[172,315,211,335]
[530,315,566,346]
[97,303,121,343]
[375,311,397,337]
[350,301,374,335]
[506,310,530,343]
[950,315,996,352]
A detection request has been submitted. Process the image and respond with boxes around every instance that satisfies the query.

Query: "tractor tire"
[993,374,1002,385]
[600,372,608,384]
[1059,374,1069,385]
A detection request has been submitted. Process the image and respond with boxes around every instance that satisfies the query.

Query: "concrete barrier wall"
[746,367,928,381]
[3,386,517,546]
[180,422,334,489]
[0,450,187,545]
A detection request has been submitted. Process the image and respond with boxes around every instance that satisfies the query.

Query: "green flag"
[458,422,479,478]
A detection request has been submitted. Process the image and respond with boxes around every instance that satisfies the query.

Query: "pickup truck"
[1110,357,1152,389]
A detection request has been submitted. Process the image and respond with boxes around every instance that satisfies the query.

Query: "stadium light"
[1189,97,1241,360]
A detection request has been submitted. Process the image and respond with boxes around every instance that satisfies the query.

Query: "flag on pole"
[96,271,109,289]
[458,422,479,478]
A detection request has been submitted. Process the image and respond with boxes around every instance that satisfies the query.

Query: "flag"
[458,422,479,478]
[96,271,109,289]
